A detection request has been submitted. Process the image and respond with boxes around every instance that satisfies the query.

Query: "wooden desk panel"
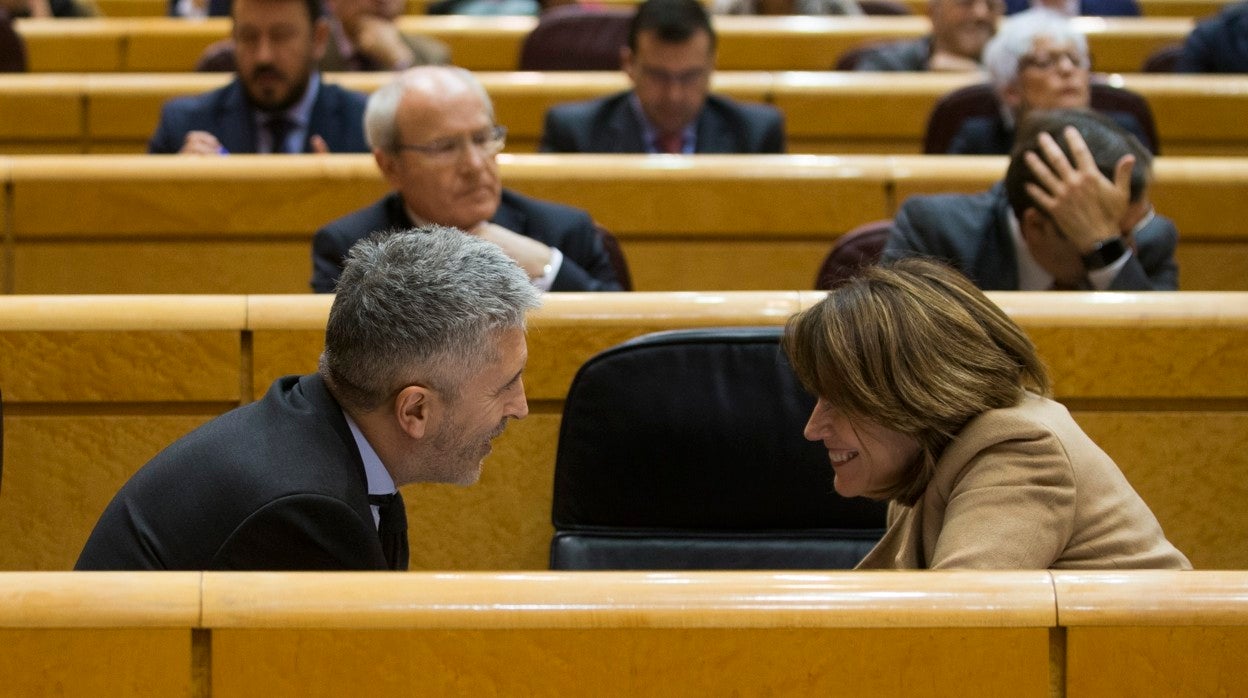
[14,16,1193,73]
[1056,571,1248,697]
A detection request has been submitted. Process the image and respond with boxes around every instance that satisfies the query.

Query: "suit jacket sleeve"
[929,434,1077,569]
[883,198,940,263]
[1109,214,1179,290]
[539,107,574,153]
[148,102,184,154]
[213,493,387,570]
[311,225,352,292]
[549,215,623,292]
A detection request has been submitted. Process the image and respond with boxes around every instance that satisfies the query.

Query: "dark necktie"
[657,132,684,154]
[368,492,409,571]
[265,116,295,154]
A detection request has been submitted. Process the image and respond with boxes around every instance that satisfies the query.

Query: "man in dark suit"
[149,0,368,155]
[854,0,1002,72]
[884,109,1177,291]
[313,66,622,293]
[1003,0,1139,16]
[1175,1,1248,74]
[76,227,540,570]
[538,0,785,154]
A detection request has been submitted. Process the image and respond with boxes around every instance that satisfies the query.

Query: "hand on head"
[1022,125,1133,254]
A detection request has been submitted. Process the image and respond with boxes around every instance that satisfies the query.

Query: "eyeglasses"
[1019,50,1090,71]
[397,125,507,162]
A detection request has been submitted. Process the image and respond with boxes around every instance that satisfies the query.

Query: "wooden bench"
[3,71,1246,156]
[87,0,1240,18]
[2,292,1246,572]
[1,154,1247,293]
[13,15,1193,73]
[2,570,1245,696]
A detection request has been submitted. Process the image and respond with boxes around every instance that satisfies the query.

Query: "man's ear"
[1001,81,1023,111]
[394,385,435,440]
[374,148,403,190]
[1019,207,1046,239]
[311,17,330,61]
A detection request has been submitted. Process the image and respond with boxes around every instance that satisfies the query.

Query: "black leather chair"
[517,5,632,71]
[551,327,887,570]
[814,220,890,289]
[923,81,1160,155]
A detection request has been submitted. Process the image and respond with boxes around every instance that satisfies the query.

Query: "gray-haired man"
[77,226,540,571]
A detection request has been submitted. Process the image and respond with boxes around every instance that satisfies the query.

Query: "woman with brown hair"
[783,258,1190,569]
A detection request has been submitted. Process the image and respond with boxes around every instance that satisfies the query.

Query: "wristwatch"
[1081,236,1128,271]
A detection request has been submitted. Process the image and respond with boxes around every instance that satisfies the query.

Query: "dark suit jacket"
[76,374,391,571]
[147,77,369,154]
[947,109,1156,155]
[1003,0,1140,14]
[539,91,786,153]
[852,37,931,72]
[882,182,1179,290]
[1175,2,1248,73]
[311,189,622,292]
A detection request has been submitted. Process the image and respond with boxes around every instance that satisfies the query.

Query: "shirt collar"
[1008,208,1057,291]
[251,72,321,145]
[342,410,397,497]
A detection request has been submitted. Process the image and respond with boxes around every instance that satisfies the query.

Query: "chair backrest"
[551,327,887,570]
[922,80,1160,154]
[595,225,634,291]
[518,5,633,71]
[1141,42,1183,72]
[195,38,237,72]
[814,220,890,289]
[1,385,5,489]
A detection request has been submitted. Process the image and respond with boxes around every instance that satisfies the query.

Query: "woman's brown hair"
[783,258,1050,505]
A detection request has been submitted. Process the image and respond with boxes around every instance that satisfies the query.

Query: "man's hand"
[178,130,228,156]
[349,15,417,70]
[1023,125,1134,254]
[471,222,553,280]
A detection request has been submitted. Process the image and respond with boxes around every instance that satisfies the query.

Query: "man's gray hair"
[363,66,496,152]
[320,226,540,412]
[982,8,1089,93]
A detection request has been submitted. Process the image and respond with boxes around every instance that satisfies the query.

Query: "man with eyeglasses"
[882,109,1177,291]
[149,0,369,155]
[538,0,785,154]
[945,7,1154,155]
[312,66,622,293]
[854,0,1003,72]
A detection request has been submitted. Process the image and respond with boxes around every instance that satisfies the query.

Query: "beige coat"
[857,393,1191,570]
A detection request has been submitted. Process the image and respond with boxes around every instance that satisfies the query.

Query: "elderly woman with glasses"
[784,258,1191,569]
[945,7,1155,155]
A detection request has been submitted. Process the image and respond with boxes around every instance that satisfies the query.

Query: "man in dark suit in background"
[884,109,1177,291]
[149,0,369,154]
[1175,1,1248,74]
[538,0,785,154]
[313,66,622,293]
[76,227,540,571]
[853,0,1003,72]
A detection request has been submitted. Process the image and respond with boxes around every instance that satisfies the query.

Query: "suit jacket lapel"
[216,79,258,155]
[490,191,527,234]
[693,102,733,154]
[602,95,648,153]
[974,184,1022,290]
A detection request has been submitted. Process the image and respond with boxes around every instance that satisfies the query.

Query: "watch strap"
[1081,236,1128,271]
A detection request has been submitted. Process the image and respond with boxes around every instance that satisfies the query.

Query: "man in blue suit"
[149,0,368,154]
[313,67,622,293]
[538,0,785,154]
[884,109,1177,291]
